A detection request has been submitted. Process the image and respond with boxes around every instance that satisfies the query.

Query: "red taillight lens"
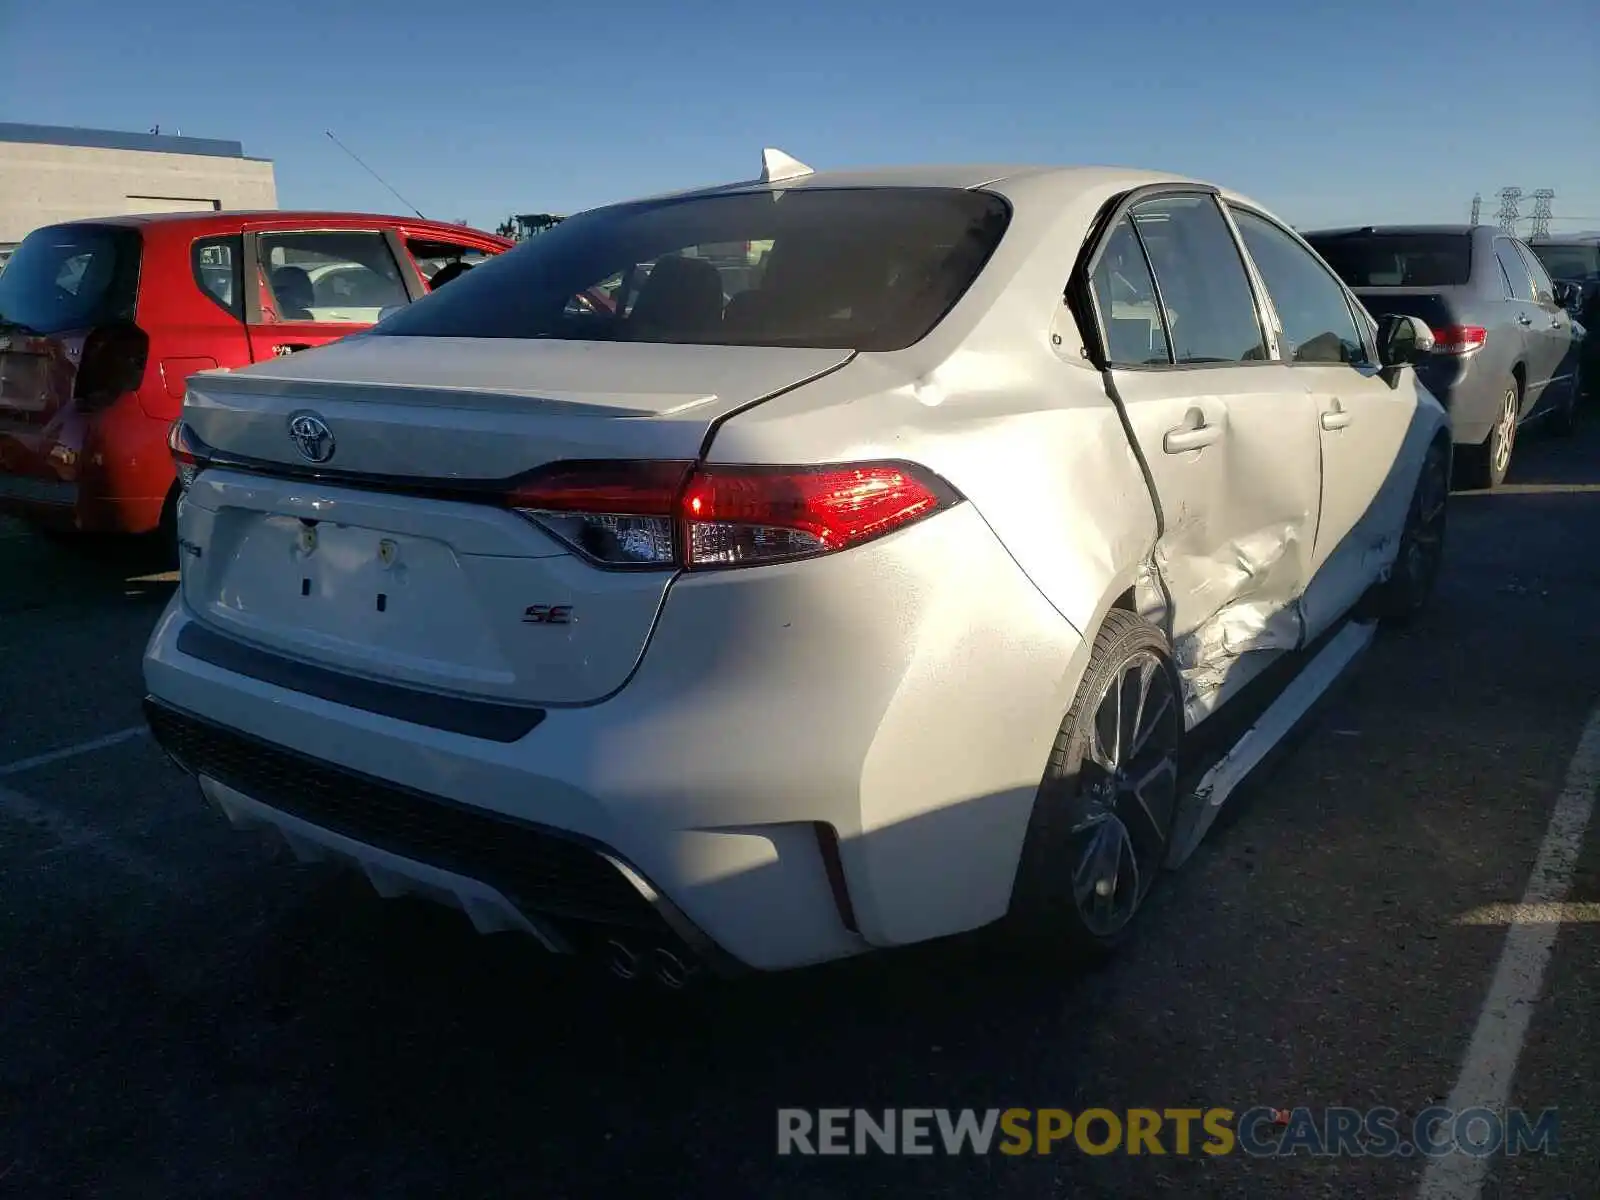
[168,420,209,490]
[681,463,956,568]
[73,321,150,411]
[506,459,960,570]
[1428,325,1488,355]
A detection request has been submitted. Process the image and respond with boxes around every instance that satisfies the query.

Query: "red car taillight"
[73,321,150,411]
[507,459,961,570]
[1428,325,1488,356]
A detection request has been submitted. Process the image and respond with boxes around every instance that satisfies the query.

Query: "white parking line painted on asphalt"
[1455,901,1600,925]
[0,782,172,887]
[0,726,148,778]
[1416,704,1600,1200]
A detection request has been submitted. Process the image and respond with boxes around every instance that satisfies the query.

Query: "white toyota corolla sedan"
[143,152,1450,983]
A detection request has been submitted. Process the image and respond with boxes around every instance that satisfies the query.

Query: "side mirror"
[1552,280,1582,311]
[1376,313,1434,368]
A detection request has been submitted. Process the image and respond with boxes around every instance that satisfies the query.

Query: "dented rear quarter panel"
[711,168,1440,734]
[705,171,1170,641]
[710,169,1322,660]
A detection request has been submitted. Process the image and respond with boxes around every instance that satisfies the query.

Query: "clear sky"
[4,0,1597,235]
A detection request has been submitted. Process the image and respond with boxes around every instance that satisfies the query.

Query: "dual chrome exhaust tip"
[605,938,698,989]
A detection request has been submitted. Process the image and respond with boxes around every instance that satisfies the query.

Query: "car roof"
[35,210,512,244]
[1301,224,1482,238]
[622,163,1250,208]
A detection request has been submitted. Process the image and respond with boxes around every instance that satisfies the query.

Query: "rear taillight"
[73,321,150,410]
[680,464,957,567]
[169,420,209,490]
[507,459,961,570]
[1428,325,1488,355]
[506,460,691,568]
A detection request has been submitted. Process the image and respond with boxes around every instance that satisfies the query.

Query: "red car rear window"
[0,224,142,335]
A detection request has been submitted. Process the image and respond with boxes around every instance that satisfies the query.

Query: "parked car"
[1528,236,1600,397]
[1303,224,1584,488]
[0,212,513,541]
[144,158,1449,981]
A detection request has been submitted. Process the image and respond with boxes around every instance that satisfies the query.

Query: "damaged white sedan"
[143,152,1449,981]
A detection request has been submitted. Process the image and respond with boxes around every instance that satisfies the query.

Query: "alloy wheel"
[1492,387,1518,478]
[1068,651,1182,938]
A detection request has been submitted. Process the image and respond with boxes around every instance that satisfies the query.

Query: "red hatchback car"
[0,211,513,540]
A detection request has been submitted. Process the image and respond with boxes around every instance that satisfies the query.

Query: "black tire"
[1456,380,1520,490]
[1009,610,1184,958]
[1371,439,1449,625]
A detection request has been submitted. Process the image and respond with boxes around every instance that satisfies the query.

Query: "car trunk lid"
[1345,288,1464,333]
[178,335,854,708]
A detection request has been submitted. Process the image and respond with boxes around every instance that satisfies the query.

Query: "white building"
[0,123,277,254]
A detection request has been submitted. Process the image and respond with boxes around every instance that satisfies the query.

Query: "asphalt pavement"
[1,416,1598,1199]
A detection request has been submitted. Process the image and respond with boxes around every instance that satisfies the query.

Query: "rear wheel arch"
[1082,564,1166,653]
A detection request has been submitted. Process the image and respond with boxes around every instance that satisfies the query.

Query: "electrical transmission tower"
[1529,189,1556,240]
[1496,187,1523,233]
[1470,193,1481,225]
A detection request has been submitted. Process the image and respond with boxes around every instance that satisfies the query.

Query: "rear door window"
[1514,243,1557,306]
[0,224,142,335]
[1303,233,1472,288]
[1087,216,1171,366]
[1126,194,1268,364]
[371,187,1011,351]
[1494,240,1537,302]
[255,230,410,324]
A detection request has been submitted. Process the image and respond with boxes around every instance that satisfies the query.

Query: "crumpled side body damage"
[1157,520,1308,725]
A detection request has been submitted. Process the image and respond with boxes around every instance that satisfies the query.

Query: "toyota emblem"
[287,411,336,464]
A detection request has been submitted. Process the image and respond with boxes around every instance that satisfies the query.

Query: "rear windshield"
[372,187,1012,351]
[1529,242,1600,282]
[1303,233,1472,288]
[0,224,142,335]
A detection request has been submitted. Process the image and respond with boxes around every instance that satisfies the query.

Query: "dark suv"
[1528,236,1600,396]
[1304,224,1584,489]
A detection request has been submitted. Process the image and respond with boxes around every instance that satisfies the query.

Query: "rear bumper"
[142,502,1092,973]
[146,697,737,974]
[1415,358,1502,445]
[0,398,172,533]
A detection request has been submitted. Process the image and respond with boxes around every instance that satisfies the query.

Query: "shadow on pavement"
[0,523,176,616]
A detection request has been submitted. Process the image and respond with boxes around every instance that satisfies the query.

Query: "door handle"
[1321,408,1353,431]
[1515,313,1532,327]
[1163,421,1222,454]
